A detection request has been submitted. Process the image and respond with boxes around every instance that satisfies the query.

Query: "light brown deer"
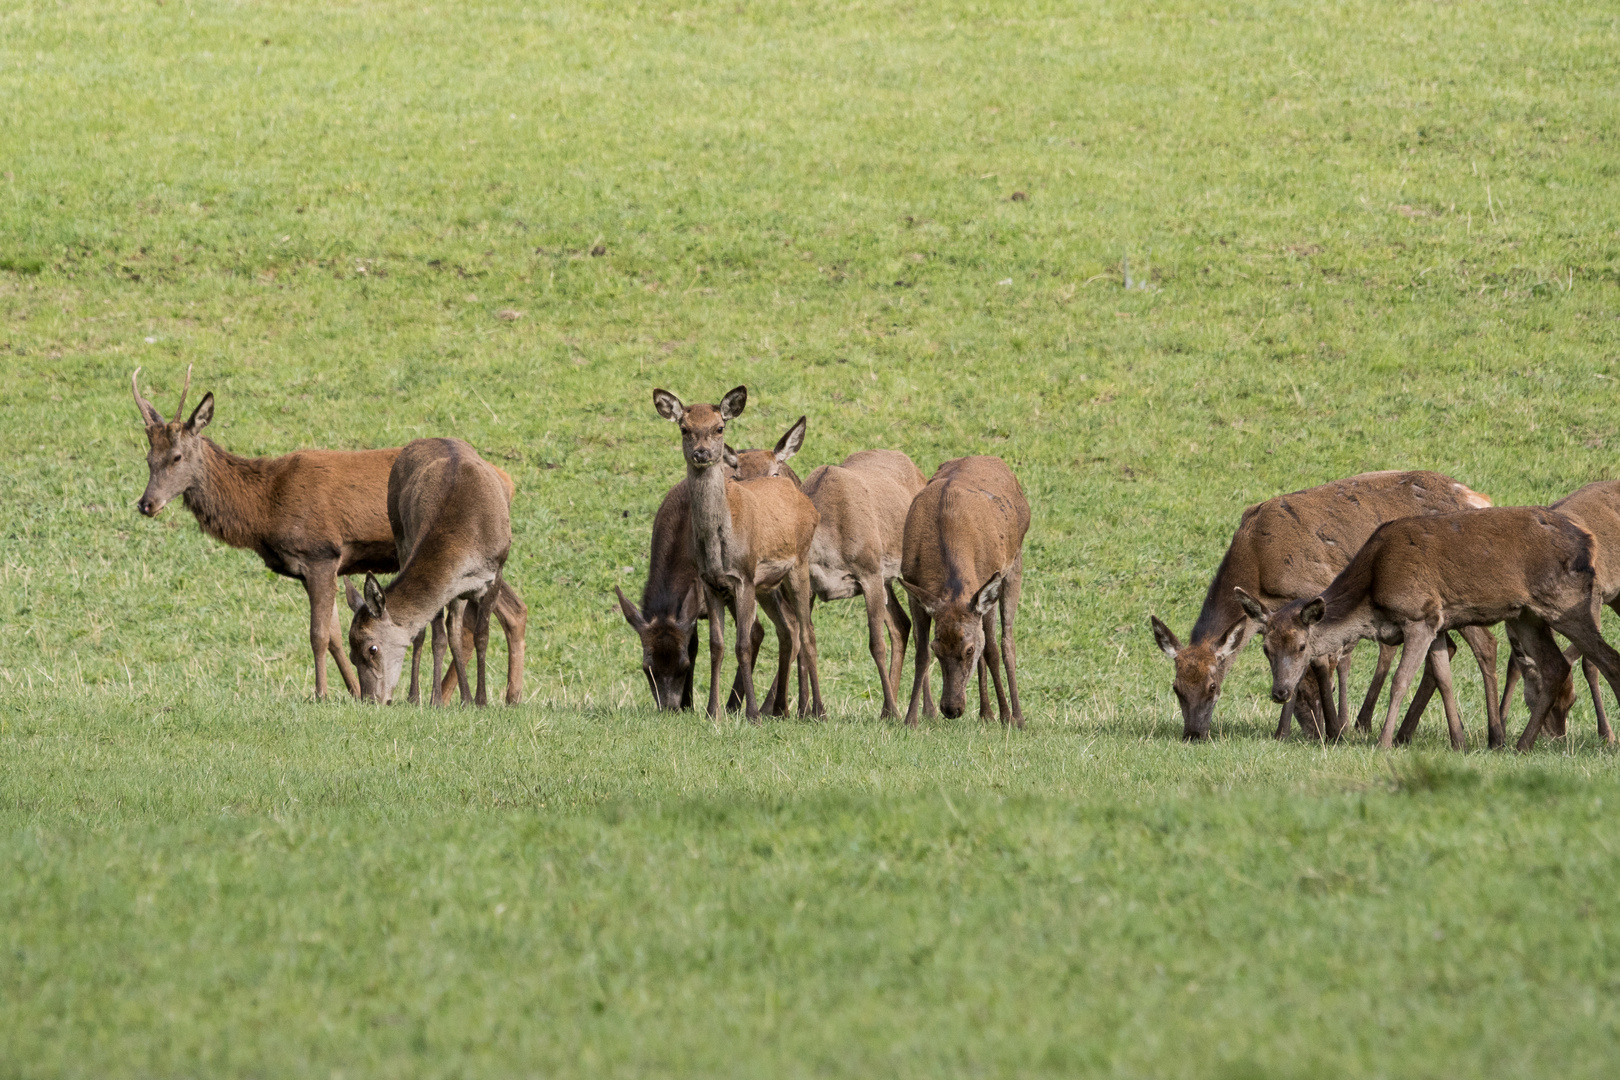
[652,386,823,720]
[1240,506,1620,751]
[1498,480,1620,741]
[1149,470,1500,743]
[131,367,525,701]
[614,443,800,711]
[345,438,512,705]
[801,450,927,718]
[900,456,1030,727]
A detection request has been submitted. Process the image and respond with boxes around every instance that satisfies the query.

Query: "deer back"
[803,450,924,583]
[1552,480,1620,600]
[902,456,1029,603]
[389,439,513,597]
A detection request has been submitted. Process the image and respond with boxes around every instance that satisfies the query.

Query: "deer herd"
[133,367,1620,751]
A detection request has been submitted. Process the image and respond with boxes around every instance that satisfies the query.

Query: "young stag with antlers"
[345,438,512,705]
[901,456,1030,728]
[131,367,525,701]
[652,386,823,721]
[1241,506,1620,752]
[802,450,928,718]
[614,436,803,711]
[1149,470,1500,743]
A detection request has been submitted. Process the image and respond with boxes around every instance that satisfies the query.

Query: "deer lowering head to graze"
[1149,470,1499,743]
[802,450,927,718]
[900,456,1030,727]
[1242,506,1620,752]
[131,367,524,701]
[345,438,512,705]
[651,386,823,721]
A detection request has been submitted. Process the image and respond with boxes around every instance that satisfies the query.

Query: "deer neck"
[686,462,736,589]
[1311,597,1377,659]
[183,440,276,551]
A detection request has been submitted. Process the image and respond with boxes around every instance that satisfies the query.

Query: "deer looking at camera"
[901,456,1030,728]
[652,386,822,721]
[802,450,928,718]
[131,367,526,701]
[1149,470,1500,743]
[1242,506,1620,752]
[614,436,803,711]
[345,438,512,705]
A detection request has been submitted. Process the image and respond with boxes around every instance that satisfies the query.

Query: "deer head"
[131,366,214,517]
[722,416,807,479]
[616,584,702,710]
[652,386,746,469]
[1150,615,1247,740]
[903,573,1003,719]
[1235,587,1324,704]
[345,574,412,703]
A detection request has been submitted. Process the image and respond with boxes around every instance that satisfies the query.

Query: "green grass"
[2,0,1619,1074]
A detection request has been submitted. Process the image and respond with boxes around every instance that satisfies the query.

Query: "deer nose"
[1271,687,1291,704]
[691,448,715,464]
[136,498,154,516]
[941,703,963,719]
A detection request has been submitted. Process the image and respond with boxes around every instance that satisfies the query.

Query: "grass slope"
[2,0,1619,1074]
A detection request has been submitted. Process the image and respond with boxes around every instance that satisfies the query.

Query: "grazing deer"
[900,456,1030,727]
[345,438,512,705]
[131,367,526,701]
[614,444,799,711]
[1498,480,1620,741]
[652,386,822,721]
[1149,470,1500,743]
[1239,506,1620,751]
[801,450,928,718]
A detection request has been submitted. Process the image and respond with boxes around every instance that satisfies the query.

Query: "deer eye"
[368,645,378,656]
[170,453,182,463]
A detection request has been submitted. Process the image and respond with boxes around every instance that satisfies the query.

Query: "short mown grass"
[2,0,1619,1075]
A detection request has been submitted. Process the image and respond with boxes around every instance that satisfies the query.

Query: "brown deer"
[801,450,928,718]
[614,441,801,711]
[131,367,525,701]
[1239,506,1620,751]
[1149,471,1500,743]
[900,456,1030,728]
[1498,480,1620,741]
[345,438,512,705]
[652,386,822,721]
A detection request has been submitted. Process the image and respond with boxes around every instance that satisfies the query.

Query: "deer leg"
[493,579,527,705]
[862,577,900,718]
[728,610,767,713]
[757,589,793,718]
[408,627,426,705]
[791,567,824,717]
[702,584,728,719]
[682,623,698,711]
[998,559,1024,727]
[1336,647,1353,736]
[1393,640,1450,746]
[903,600,934,728]
[471,583,497,707]
[983,614,1012,724]
[1547,611,1620,747]
[1509,618,1571,752]
[429,609,449,707]
[1425,634,1468,751]
[1274,697,1297,741]
[1378,624,1438,749]
[1455,625,1502,749]
[886,582,911,695]
[1356,643,1397,733]
[732,583,764,723]
[303,568,351,701]
[1580,654,1612,742]
[445,600,472,705]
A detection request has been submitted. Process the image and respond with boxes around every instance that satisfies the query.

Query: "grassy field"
[3,0,1620,1074]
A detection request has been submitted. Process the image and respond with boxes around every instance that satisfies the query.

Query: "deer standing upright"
[1241,506,1620,751]
[345,438,512,705]
[900,456,1030,728]
[131,367,525,701]
[651,386,822,721]
[1149,470,1499,743]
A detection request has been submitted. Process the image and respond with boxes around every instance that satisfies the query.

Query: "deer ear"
[1150,616,1180,661]
[676,586,703,633]
[900,579,939,616]
[718,385,747,421]
[652,389,684,422]
[1300,597,1326,628]
[186,392,214,433]
[614,585,647,632]
[723,444,740,470]
[971,572,1004,616]
[775,416,806,465]
[362,573,387,619]
[1233,587,1270,624]
[1213,619,1247,660]
[344,578,364,613]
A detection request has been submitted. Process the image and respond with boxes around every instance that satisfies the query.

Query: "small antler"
[171,363,193,423]
[131,367,162,427]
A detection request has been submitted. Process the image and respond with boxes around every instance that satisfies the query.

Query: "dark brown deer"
[614,441,800,711]
[802,450,928,718]
[900,456,1030,728]
[652,386,822,720]
[1498,480,1620,741]
[1240,506,1620,751]
[345,438,512,705]
[1149,470,1500,742]
[131,367,524,700]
